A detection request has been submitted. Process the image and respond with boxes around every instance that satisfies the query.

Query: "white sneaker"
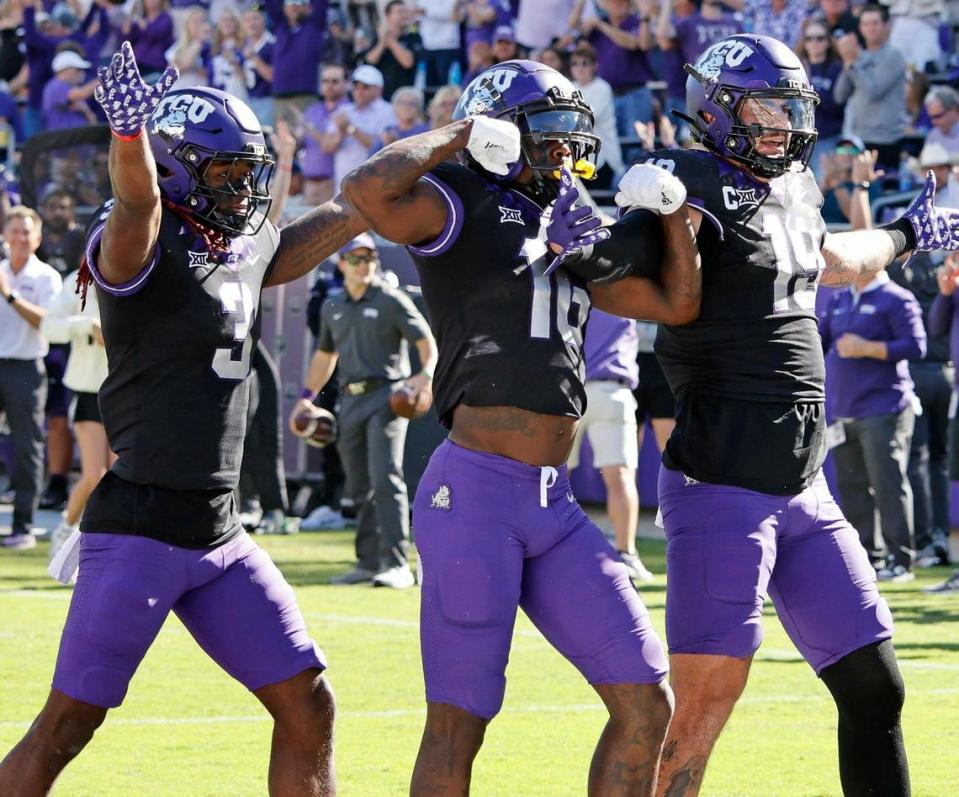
[330,566,376,585]
[48,521,75,562]
[876,564,915,583]
[923,570,959,594]
[300,506,347,531]
[619,551,655,583]
[372,565,415,589]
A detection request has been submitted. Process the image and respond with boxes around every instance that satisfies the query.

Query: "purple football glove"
[544,166,610,275]
[94,41,179,137]
[902,170,959,257]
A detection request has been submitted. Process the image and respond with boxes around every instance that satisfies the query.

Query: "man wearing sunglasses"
[292,234,437,589]
[924,86,959,158]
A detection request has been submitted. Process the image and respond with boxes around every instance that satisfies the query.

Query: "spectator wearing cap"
[491,24,518,63]
[886,140,958,570]
[293,233,437,589]
[924,86,959,157]
[241,7,275,128]
[302,62,348,206]
[657,0,743,70]
[573,0,656,137]
[42,50,96,131]
[22,0,110,138]
[798,17,847,183]
[263,0,327,124]
[833,4,906,173]
[410,0,462,87]
[819,134,884,223]
[570,42,623,189]
[325,64,396,192]
[121,0,175,81]
[360,0,421,101]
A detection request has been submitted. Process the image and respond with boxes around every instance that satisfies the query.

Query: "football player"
[342,59,705,796]
[0,44,366,796]
[610,35,959,797]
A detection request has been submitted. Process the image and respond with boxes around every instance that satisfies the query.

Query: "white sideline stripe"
[3,688,959,731]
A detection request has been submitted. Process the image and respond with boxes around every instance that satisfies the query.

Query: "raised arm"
[821,171,959,286]
[92,42,178,285]
[342,117,519,245]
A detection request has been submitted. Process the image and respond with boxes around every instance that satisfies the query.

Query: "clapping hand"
[94,41,178,137]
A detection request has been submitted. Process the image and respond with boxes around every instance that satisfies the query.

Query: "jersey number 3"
[213,280,255,379]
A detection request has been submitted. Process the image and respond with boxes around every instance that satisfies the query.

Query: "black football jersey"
[406,161,590,427]
[80,202,280,547]
[642,149,829,494]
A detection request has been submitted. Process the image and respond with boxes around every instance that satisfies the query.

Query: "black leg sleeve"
[820,640,910,797]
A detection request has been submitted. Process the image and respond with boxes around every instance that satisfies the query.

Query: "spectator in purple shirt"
[374,86,429,149]
[820,271,926,581]
[575,0,656,137]
[120,0,174,80]
[264,0,327,124]
[42,50,97,131]
[23,0,110,138]
[462,0,512,51]
[242,8,275,127]
[727,0,810,51]
[300,62,348,206]
[568,309,654,585]
[491,23,519,63]
[657,0,742,68]
[462,38,495,85]
[799,18,846,182]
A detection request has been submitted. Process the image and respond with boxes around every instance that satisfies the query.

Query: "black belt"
[343,378,390,397]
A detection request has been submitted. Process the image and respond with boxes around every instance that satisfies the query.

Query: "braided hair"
[75,199,233,309]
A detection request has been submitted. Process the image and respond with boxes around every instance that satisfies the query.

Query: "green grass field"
[1,531,957,796]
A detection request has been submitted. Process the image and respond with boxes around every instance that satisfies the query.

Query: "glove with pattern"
[544,166,610,275]
[902,171,959,259]
[614,162,687,215]
[94,41,179,137]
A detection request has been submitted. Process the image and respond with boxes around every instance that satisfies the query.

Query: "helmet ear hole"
[156,164,173,179]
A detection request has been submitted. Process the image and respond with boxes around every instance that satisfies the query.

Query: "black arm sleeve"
[560,208,718,285]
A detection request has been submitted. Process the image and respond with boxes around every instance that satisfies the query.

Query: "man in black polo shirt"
[292,233,437,588]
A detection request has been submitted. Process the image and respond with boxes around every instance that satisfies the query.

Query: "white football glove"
[614,163,687,215]
[465,115,522,178]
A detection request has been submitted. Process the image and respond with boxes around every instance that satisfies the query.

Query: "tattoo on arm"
[820,230,896,287]
[268,196,366,287]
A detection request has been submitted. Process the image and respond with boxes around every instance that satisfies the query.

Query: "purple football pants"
[414,440,668,719]
[658,466,893,673]
[53,532,325,708]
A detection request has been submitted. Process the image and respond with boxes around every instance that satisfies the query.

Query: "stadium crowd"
[1,0,959,599]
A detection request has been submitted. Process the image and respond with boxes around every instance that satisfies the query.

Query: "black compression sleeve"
[878,216,917,259]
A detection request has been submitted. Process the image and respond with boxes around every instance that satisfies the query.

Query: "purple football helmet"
[147,87,274,237]
[453,60,600,190]
[678,34,819,179]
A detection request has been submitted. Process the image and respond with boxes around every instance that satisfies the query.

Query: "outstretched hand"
[544,165,610,275]
[902,170,959,256]
[94,41,178,137]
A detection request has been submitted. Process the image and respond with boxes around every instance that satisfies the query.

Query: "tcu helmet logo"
[151,94,216,138]
[696,41,755,81]
[463,67,518,115]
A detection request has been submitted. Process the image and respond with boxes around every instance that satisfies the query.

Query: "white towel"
[48,529,81,585]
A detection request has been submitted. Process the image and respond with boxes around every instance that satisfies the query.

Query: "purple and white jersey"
[674,13,743,67]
